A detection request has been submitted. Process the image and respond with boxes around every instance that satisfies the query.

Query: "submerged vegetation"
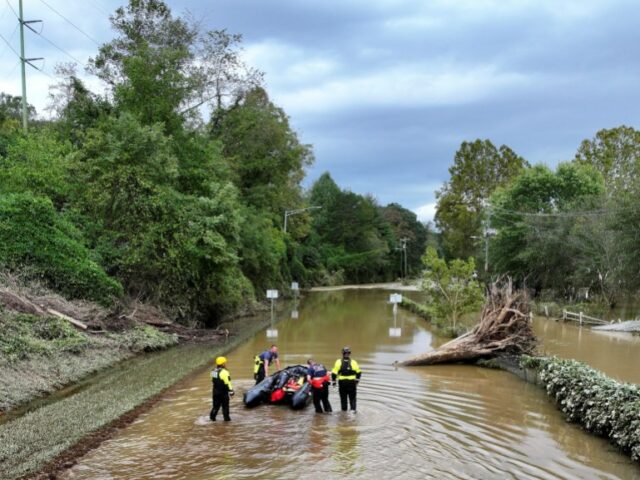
[520,356,640,462]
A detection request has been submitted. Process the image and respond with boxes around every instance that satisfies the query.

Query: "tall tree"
[89,0,198,133]
[435,140,528,259]
[490,163,604,295]
[212,87,313,216]
[574,126,640,195]
[381,203,428,276]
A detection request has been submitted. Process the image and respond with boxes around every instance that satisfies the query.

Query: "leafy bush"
[116,325,178,352]
[400,297,468,337]
[0,193,123,304]
[0,314,91,361]
[521,356,640,461]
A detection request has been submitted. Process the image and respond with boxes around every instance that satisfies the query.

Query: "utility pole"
[400,237,409,280]
[283,206,321,233]
[19,0,27,131]
[18,0,42,132]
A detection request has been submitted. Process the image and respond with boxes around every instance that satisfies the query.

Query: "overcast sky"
[1,0,639,222]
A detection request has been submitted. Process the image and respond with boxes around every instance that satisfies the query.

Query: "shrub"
[0,193,123,304]
[522,356,640,461]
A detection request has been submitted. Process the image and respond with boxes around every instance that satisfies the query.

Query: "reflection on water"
[64,290,640,480]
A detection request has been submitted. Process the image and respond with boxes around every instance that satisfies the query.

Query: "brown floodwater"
[63,289,640,479]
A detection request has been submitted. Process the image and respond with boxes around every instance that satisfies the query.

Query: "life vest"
[332,357,361,381]
[211,367,233,393]
[254,351,277,373]
[309,364,330,389]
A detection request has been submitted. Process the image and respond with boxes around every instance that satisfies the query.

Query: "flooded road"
[64,289,640,479]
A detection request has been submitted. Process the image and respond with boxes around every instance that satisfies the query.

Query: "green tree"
[490,163,605,295]
[421,246,484,332]
[574,126,640,195]
[0,128,72,207]
[213,87,313,215]
[89,0,198,133]
[381,203,428,277]
[435,140,528,260]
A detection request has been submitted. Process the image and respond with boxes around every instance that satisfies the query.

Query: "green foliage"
[574,125,640,195]
[421,246,484,330]
[115,325,177,352]
[0,314,90,361]
[0,194,123,304]
[435,139,528,260]
[0,129,72,207]
[490,163,605,295]
[381,203,429,277]
[213,87,313,215]
[525,356,640,461]
[0,93,35,123]
[304,173,395,283]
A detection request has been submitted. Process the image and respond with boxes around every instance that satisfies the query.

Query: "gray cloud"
[2,0,639,223]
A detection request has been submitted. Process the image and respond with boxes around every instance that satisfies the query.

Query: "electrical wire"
[0,21,18,59]
[1,59,19,81]
[34,30,83,66]
[0,30,19,57]
[3,0,17,19]
[37,0,100,46]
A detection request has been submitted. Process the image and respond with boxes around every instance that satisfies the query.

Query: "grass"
[0,313,270,480]
[0,314,178,412]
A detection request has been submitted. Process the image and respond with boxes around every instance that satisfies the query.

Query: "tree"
[435,140,528,259]
[574,126,640,195]
[213,87,313,215]
[420,246,484,333]
[490,163,605,296]
[0,93,36,123]
[381,203,428,277]
[89,0,198,133]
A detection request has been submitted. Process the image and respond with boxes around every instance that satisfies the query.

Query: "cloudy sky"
[1,0,639,222]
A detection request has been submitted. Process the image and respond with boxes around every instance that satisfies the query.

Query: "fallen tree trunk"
[402,280,536,366]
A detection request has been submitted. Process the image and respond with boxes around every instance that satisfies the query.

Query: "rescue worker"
[331,346,362,412]
[307,359,332,413]
[210,356,234,422]
[253,344,281,384]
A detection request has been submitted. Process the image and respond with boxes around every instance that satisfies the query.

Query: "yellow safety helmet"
[215,356,227,366]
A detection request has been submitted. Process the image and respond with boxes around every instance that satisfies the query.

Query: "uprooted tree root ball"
[401,280,537,366]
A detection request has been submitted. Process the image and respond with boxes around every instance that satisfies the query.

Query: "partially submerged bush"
[400,297,468,338]
[521,356,640,461]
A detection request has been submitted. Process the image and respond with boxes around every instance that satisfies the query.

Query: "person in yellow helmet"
[210,356,234,422]
[331,346,362,411]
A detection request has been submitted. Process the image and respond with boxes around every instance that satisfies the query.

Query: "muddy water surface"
[64,290,640,479]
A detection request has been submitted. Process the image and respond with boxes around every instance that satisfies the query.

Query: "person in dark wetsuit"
[331,346,362,411]
[210,356,234,421]
[253,344,281,384]
[307,359,332,413]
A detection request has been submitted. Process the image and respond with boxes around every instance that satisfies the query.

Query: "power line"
[37,0,100,46]
[1,59,20,81]
[3,0,17,18]
[0,21,18,59]
[34,29,84,65]
[0,30,20,58]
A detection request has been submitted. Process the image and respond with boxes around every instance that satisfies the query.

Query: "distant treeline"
[0,1,432,325]
[434,128,640,307]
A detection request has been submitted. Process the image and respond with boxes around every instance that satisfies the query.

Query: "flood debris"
[401,279,537,366]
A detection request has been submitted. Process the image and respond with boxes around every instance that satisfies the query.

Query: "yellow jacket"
[331,358,362,381]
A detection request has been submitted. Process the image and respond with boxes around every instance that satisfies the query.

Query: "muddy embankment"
[0,278,275,480]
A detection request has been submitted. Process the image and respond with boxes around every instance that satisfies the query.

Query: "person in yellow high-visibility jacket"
[210,356,234,421]
[331,346,362,411]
